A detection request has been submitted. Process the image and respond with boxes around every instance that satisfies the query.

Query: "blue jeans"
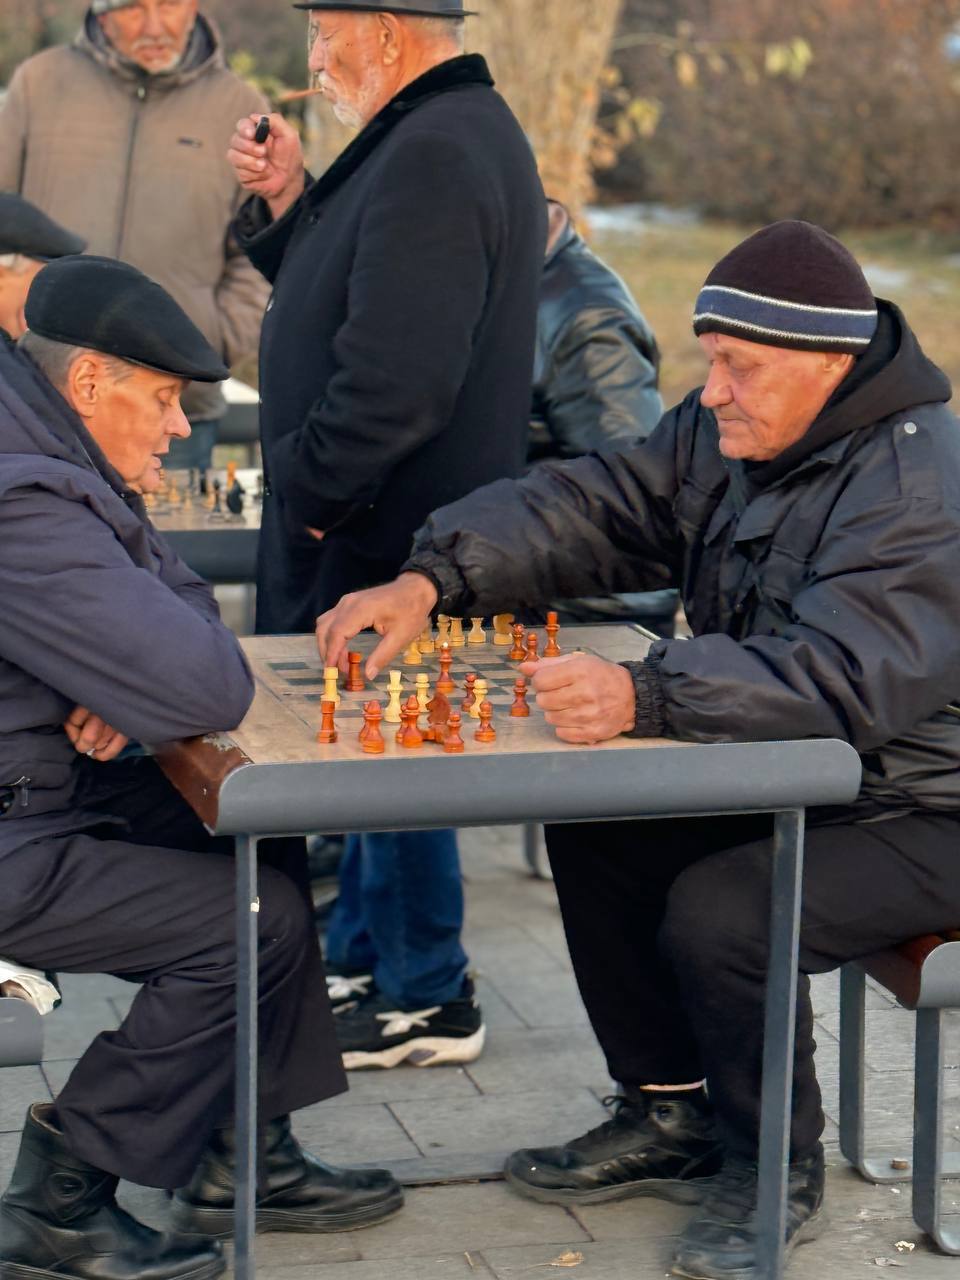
[325,829,468,1009]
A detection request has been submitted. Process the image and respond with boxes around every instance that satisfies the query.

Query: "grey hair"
[18,331,134,390]
[0,254,34,275]
[408,15,465,50]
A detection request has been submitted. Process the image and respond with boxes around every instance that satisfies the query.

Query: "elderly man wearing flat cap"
[313,220,960,1278]
[0,193,86,339]
[0,257,403,1280]
[0,0,270,472]
[227,3,545,1068]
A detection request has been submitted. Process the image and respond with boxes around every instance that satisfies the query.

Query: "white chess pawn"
[467,618,486,645]
[385,671,404,724]
[415,673,431,713]
[436,615,451,647]
[449,617,465,648]
[323,667,341,708]
[470,678,488,718]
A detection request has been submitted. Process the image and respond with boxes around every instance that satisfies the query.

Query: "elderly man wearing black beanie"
[312,220,960,1278]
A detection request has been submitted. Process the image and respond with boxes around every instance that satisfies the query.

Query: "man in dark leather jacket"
[314,221,960,1279]
[530,198,675,633]
[0,257,401,1280]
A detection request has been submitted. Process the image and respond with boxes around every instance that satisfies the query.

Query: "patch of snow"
[862,264,912,292]
[586,203,701,233]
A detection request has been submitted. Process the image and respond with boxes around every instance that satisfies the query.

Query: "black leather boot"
[671,1145,826,1279]
[504,1087,723,1206]
[171,1115,404,1236]
[0,1103,224,1280]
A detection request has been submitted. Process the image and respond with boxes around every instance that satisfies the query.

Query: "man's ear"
[822,351,855,379]
[66,355,105,420]
[378,13,402,65]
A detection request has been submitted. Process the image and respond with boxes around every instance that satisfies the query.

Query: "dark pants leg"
[546,809,960,1158]
[0,758,346,1188]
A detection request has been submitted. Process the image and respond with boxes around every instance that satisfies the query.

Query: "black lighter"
[254,115,271,144]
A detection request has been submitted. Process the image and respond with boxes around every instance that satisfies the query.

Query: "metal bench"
[838,932,960,1254]
[0,996,44,1067]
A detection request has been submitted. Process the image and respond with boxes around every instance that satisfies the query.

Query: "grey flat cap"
[0,194,86,261]
[90,0,140,13]
[293,0,475,15]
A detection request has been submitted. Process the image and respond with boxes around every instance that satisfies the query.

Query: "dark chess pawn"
[443,712,465,754]
[510,678,530,718]
[475,701,496,743]
[207,477,225,522]
[226,479,245,517]
[508,623,526,662]
[361,701,385,754]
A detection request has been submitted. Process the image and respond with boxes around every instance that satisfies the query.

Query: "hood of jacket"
[75,8,223,93]
[746,299,952,489]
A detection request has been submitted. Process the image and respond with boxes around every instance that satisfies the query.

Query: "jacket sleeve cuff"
[621,654,668,738]
[400,553,470,615]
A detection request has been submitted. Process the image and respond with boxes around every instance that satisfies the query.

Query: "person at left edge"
[0,0,270,471]
[0,193,86,338]
[227,1,546,1069]
[0,256,402,1280]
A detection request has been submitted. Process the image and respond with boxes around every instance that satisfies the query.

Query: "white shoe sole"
[342,1025,486,1070]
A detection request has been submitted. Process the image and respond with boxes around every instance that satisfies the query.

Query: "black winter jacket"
[529,220,662,463]
[236,55,546,634]
[0,335,253,858]
[406,302,960,813]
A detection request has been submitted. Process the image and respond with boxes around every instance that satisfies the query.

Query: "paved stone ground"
[4,823,960,1279]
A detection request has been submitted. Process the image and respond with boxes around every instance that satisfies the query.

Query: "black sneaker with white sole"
[336,976,485,1069]
[326,970,377,1013]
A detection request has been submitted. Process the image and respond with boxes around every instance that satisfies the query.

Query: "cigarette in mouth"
[276,86,326,103]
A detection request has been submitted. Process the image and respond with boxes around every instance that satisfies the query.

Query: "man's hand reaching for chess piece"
[519,653,636,744]
[315,573,439,679]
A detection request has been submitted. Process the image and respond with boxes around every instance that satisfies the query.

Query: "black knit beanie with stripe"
[693,220,878,354]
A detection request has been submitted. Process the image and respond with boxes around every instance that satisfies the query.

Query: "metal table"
[153,625,862,1280]
[153,502,260,586]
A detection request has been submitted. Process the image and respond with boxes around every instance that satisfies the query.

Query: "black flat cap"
[293,1,475,15]
[25,256,229,383]
[0,193,86,261]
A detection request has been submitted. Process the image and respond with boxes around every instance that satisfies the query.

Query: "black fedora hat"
[293,0,475,15]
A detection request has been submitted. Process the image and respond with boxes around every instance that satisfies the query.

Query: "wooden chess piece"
[508,623,526,661]
[208,478,225,521]
[470,678,488,719]
[415,673,431,713]
[316,700,338,743]
[426,691,451,744]
[418,626,435,655]
[436,615,451,647]
[525,631,540,663]
[384,671,404,724]
[544,611,561,658]
[362,701,386,754]
[467,618,485,645]
[493,614,514,646]
[449,617,466,648]
[475,701,496,742]
[436,643,455,694]
[168,470,183,507]
[323,667,341,708]
[345,651,365,692]
[510,678,530,718]
[226,460,238,490]
[402,638,422,665]
[461,673,477,714]
[443,712,465,754]
[399,695,424,749]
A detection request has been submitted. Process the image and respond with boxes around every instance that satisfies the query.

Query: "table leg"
[234,834,259,1280]
[754,809,805,1280]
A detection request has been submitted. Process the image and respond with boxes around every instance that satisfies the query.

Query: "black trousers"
[545,808,960,1159]
[0,758,346,1188]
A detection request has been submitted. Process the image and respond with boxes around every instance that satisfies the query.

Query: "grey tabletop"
[154,626,863,836]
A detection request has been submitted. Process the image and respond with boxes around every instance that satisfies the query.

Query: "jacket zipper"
[7,777,31,808]
[116,82,147,258]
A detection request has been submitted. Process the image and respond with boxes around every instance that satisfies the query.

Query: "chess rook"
[316,700,338,744]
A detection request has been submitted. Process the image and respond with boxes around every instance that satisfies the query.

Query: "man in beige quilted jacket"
[0,0,270,469]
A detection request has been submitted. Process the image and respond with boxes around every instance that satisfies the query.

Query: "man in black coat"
[227,2,545,1066]
[0,258,401,1280]
[314,221,960,1278]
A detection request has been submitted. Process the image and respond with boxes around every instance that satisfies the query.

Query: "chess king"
[0,256,401,1280]
[316,220,960,1279]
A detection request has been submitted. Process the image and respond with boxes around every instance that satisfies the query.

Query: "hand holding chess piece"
[520,652,636,745]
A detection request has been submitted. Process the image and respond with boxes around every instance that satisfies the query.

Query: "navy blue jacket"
[236,54,546,633]
[0,335,253,856]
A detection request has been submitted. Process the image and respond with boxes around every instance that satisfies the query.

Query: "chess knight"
[317,221,960,1280]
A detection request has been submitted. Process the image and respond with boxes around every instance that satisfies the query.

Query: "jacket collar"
[544,219,579,269]
[306,53,494,206]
